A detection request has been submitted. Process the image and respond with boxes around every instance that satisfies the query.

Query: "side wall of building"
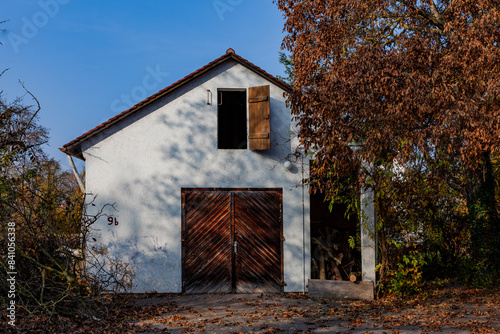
[82,60,310,293]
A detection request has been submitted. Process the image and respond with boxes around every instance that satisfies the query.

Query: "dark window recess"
[218,90,247,149]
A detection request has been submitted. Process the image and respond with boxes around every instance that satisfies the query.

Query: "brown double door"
[182,189,283,293]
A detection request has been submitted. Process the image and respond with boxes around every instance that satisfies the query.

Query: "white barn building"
[63,49,311,293]
[62,49,377,297]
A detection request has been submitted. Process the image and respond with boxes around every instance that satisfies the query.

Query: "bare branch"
[429,0,443,23]
[0,68,9,77]
[19,80,42,132]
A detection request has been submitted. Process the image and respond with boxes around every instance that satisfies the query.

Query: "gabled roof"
[61,49,292,160]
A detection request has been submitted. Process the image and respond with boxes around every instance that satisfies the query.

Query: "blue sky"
[1,0,288,170]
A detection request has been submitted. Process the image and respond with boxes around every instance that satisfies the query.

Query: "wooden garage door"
[182,189,283,293]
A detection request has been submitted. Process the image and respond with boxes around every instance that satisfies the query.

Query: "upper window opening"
[217,90,247,149]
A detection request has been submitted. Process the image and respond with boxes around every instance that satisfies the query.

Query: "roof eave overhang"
[60,146,84,161]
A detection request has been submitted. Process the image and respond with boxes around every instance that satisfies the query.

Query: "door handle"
[234,241,238,254]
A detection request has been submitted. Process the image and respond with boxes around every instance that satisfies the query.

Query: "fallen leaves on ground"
[1,286,499,333]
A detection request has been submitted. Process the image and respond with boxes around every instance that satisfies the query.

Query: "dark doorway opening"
[310,191,360,281]
[217,90,247,149]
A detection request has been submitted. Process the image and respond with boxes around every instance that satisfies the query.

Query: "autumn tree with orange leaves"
[276,0,500,282]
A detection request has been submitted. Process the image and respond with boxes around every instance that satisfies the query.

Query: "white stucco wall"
[82,60,310,293]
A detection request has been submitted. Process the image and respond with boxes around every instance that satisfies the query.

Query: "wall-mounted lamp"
[207,89,211,105]
[283,160,293,170]
[283,150,302,171]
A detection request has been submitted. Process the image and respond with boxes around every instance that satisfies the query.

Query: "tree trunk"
[465,151,500,276]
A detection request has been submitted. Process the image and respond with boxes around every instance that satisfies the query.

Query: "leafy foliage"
[276,0,500,291]
[275,51,296,86]
[0,78,133,322]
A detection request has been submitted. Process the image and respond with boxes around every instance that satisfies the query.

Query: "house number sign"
[107,217,119,226]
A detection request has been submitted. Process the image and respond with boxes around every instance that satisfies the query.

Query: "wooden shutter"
[248,85,271,150]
